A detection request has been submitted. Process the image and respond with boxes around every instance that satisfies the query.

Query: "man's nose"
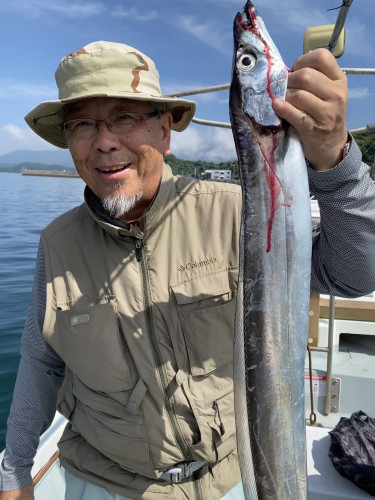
[94,121,121,152]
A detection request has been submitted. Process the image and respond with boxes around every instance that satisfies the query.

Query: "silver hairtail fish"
[230,2,311,499]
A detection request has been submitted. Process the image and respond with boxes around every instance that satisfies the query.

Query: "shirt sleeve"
[308,136,375,297]
[0,241,65,491]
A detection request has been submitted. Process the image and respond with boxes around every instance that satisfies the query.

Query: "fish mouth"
[243,1,256,27]
[244,1,255,16]
[235,2,259,39]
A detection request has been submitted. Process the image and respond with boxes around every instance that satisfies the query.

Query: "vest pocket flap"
[172,270,231,306]
[54,302,134,393]
[72,377,144,424]
[127,378,147,415]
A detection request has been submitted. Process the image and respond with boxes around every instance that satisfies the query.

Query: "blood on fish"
[265,45,275,100]
[238,5,284,252]
[255,133,282,253]
[248,8,277,102]
[262,133,281,253]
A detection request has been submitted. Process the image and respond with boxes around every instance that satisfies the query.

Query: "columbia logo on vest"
[178,257,217,272]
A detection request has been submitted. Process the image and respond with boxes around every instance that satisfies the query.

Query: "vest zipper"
[135,238,143,262]
[134,238,195,465]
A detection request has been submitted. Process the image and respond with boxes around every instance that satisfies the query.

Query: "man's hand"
[0,485,34,500]
[272,48,349,171]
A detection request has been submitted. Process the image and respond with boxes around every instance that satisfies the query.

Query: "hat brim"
[24,93,196,149]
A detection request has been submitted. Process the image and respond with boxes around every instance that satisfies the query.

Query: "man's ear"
[161,112,173,156]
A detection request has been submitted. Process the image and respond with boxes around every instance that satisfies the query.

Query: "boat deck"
[307,426,372,499]
[28,414,373,500]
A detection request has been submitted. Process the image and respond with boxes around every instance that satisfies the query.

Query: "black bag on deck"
[329,410,375,496]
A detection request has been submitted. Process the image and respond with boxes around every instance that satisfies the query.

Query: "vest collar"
[84,163,175,240]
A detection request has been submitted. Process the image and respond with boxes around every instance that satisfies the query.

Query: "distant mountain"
[0,149,74,168]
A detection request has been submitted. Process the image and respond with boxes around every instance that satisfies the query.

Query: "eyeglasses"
[62,110,160,141]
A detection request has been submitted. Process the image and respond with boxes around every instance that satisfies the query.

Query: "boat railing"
[308,296,337,417]
[166,68,375,134]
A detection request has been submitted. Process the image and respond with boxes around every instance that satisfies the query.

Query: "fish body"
[229,2,311,499]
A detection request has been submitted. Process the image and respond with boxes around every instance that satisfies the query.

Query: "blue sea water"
[0,172,85,451]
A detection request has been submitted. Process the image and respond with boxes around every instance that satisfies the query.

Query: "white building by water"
[205,169,232,180]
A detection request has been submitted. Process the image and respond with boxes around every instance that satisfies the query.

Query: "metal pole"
[192,117,231,129]
[350,123,375,136]
[328,0,354,53]
[341,68,375,75]
[165,68,375,100]
[165,67,375,130]
[324,296,336,415]
[164,83,229,98]
[191,117,375,132]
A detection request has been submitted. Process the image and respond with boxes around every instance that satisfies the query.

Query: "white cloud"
[0,0,104,18]
[0,124,55,156]
[2,124,25,140]
[112,6,158,21]
[348,87,371,99]
[178,16,231,55]
[170,125,236,162]
[286,9,330,33]
[345,19,373,57]
[41,1,105,17]
[0,79,56,100]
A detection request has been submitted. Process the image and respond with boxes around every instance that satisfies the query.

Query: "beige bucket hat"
[25,41,196,148]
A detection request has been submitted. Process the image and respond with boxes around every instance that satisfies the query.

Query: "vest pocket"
[183,300,235,375]
[208,392,237,462]
[54,302,134,392]
[171,272,236,376]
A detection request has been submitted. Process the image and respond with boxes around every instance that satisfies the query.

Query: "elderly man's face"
[64,97,172,222]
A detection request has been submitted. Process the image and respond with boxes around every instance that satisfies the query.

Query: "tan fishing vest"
[41,164,242,499]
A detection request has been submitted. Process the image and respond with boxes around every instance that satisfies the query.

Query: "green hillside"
[352,132,375,178]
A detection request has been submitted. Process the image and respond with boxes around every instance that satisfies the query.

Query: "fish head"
[231,1,288,129]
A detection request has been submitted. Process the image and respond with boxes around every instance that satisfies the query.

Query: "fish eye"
[237,53,256,71]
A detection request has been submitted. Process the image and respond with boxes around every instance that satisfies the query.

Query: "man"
[1,41,375,500]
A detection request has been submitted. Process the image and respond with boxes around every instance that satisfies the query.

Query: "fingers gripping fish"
[230,2,312,499]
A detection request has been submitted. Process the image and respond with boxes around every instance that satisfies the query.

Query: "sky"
[0,0,374,163]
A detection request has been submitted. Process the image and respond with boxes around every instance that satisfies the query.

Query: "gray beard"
[101,189,143,220]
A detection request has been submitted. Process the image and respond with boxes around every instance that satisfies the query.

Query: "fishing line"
[327,4,345,12]
[327,0,353,10]
[307,346,317,426]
